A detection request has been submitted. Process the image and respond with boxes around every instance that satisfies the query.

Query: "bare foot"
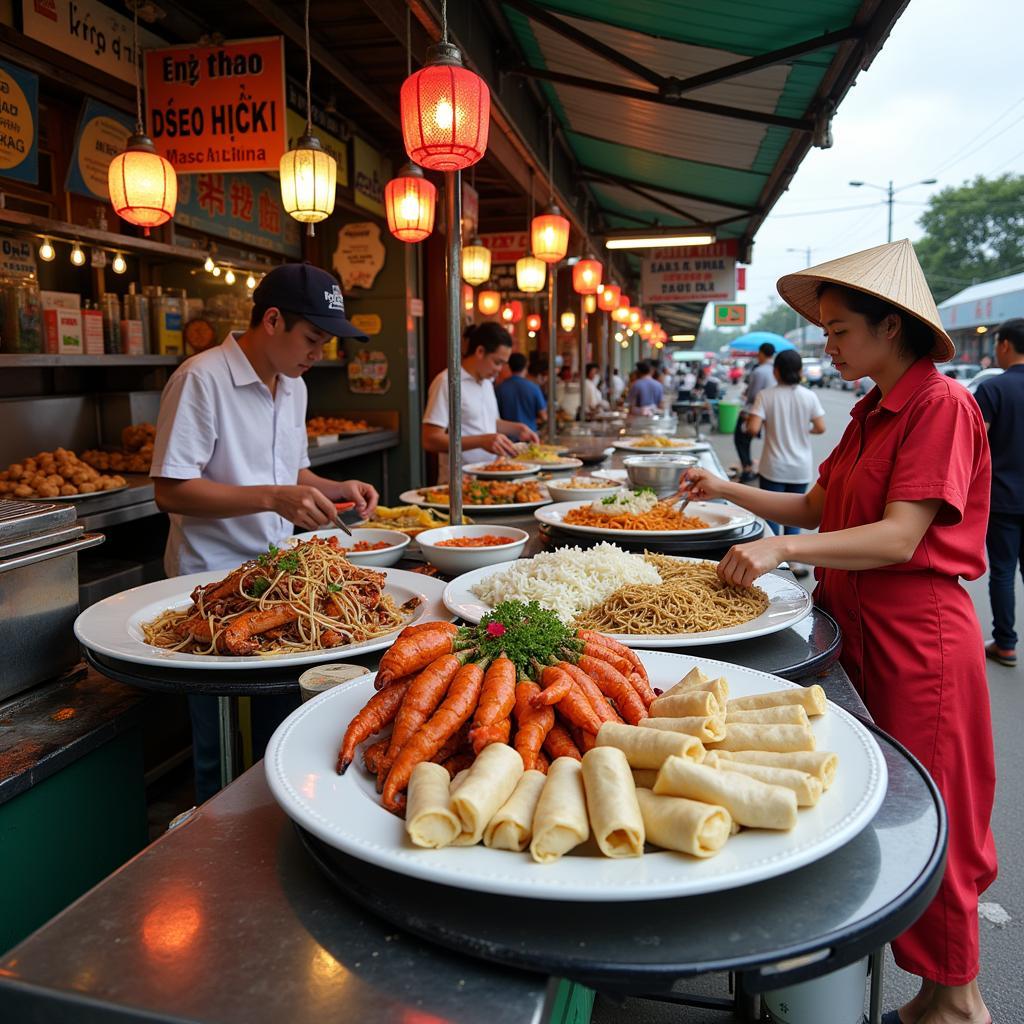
[899,978,936,1023]
[915,981,990,1024]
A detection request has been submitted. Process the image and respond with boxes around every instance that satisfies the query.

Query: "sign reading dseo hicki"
[145,36,287,173]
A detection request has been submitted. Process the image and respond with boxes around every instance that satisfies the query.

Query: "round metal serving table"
[83,647,303,789]
[294,722,945,1024]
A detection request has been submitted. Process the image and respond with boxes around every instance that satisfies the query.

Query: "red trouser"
[817,569,998,985]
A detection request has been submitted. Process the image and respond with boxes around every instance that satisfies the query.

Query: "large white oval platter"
[535,499,755,538]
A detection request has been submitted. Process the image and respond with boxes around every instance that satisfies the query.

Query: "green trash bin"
[717,400,740,434]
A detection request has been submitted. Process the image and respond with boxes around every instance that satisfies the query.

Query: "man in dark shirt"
[974,317,1024,667]
[495,352,547,430]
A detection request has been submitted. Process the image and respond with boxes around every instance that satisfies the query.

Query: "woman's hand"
[334,479,379,519]
[482,432,520,457]
[515,424,540,444]
[675,467,730,502]
[717,537,790,588]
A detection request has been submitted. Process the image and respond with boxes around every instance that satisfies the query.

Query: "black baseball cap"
[253,262,368,340]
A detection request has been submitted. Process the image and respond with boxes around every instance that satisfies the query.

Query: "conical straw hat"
[776,239,954,362]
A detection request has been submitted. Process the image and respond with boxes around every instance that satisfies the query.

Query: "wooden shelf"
[0,354,180,368]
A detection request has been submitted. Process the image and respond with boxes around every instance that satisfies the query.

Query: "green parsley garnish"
[475,600,581,673]
[326,581,343,593]
[257,544,280,567]
[245,577,271,598]
[277,552,300,573]
[635,486,656,496]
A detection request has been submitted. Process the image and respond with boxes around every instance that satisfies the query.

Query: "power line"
[931,95,1024,175]
[769,201,884,219]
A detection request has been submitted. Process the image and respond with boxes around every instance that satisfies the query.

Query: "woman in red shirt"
[680,241,995,1024]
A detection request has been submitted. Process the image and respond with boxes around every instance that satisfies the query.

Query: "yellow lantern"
[462,240,492,285]
[532,207,570,263]
[280,135,337,230]
[478,290,501,316]
[584,294,597,314]
[516,256,546,293]
[560,310,576,332]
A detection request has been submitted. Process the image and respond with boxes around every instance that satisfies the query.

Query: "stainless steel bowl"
[622,454,699,496]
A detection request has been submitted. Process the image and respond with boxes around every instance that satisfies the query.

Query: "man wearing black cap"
[150,262,376,800]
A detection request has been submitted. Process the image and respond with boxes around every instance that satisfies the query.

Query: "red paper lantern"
[400,44,490,172]
[108,134,177,235]
[384,165,437,242]
[500,300,524,324]
[531,207,570,263]
[572,258,603,295]
[628,307,642,328]
[597,283,621,312]
[478,290,501,316]
[526,313,542,332]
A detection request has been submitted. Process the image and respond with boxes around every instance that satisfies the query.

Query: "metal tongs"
[334,501,356,537]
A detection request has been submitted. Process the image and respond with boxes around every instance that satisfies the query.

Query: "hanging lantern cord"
[406,3,412,78]
[304,0,313,136]
[131,1,143,135]
[440,0,448,44]
[547,110,554,205]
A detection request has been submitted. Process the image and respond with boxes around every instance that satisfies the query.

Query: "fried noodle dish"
[422,477,545,506]
[574,555,770,635]
[142,538,418,656]
[563,490,708,531]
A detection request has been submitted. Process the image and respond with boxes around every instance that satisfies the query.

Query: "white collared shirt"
[150,334,310,576]
[422,365,500,482]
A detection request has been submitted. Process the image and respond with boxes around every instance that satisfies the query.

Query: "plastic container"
[717,401,741,434]
[763,958,868,1024]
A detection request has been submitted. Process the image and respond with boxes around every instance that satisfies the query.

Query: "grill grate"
[0,498,76,543]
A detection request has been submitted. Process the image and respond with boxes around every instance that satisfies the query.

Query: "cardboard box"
[55,310,83,355]
[120,320,145,356]
[39,291,81,312]
[43,309,58,354]
[81,309,104,355]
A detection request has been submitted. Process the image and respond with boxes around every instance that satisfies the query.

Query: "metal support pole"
[547,267,557,444]
[886,180,894,244]
[217,695,238,789]
[599,310,609,397]
[445,170,463,525]
[577,294,587,421]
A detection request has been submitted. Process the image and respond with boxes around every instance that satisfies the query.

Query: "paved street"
[595,383,1023,1023]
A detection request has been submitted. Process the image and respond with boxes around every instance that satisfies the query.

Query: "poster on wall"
[352,136,389,217]
[479,232,530,264]
[145,36,287,173]
[65,99,134,199]
[285,77,349,187]
[21,0,163,85]
[348,349,390,395]
[0,234,37,278]
[174,172,302,257]
[641,240,738,305]
[332,222,386,290]
[0,59,39,185]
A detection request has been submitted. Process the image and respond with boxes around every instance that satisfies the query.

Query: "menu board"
[332,222,386,291]
[641,241,738,305]
[65,99,134,200]
[0,59,38,185]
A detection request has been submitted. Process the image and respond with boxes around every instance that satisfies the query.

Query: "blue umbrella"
[728,331,797,354]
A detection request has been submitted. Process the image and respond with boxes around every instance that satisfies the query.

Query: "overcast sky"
[729,0,1024,328]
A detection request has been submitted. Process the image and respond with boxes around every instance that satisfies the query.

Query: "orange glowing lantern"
[384,165,436,242]
[108,136,177,235]
[478,290,501,316]
[526,313,542,332]
[500,300,524,324]
[572,258,603,295]
[611,295,631,324]
[641,319,654,338]
[597,284,621,311]
[628,307,642,328]
[515,256,546,293]
[462,283,475,312]
[400,43,490,172]
[531,207,570,263]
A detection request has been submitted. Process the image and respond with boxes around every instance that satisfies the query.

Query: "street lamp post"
[849,178,937,243]
[786,246,813,349]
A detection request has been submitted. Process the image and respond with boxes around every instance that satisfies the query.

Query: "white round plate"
[614,439,709,454]
[400,487,552,513]
[73,567,450,670]
[442,557,812,647]
[520,457,585,472]
[265,651,887,901]
[30,484,131,502]
[535,499,755,538]
[464,464,541,480]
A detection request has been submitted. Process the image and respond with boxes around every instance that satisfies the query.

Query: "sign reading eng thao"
[145,36,287,173]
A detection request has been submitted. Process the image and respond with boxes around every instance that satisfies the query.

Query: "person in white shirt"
[150,262,378,801]
[422,322,539,481]
[746,350,826,571]
[609,367,626,404]
[582,362,608,416]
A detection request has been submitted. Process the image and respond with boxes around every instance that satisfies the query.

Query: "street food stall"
[0,2,944,1024]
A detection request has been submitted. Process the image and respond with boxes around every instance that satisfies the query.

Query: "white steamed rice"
[469,542,661,623]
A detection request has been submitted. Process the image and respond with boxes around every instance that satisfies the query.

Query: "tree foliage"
[750,300,807,337]
[914,174,1024,302]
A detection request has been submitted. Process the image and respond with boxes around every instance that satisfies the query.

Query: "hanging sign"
[715,303,746,327]
[350,314,382,336]
[0,59,39,185]
[353,136,389,217]
[641,240,738,305]
[145,36,287,173]
[21,0,163,85]
[348,349,390,394]
[461,180,479,237]
[479,231,529,264]
[65,98,134,200]
[332,222,386,290]
[174,171,302,257]
[0,234,37,279]
[285,77,349,188]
